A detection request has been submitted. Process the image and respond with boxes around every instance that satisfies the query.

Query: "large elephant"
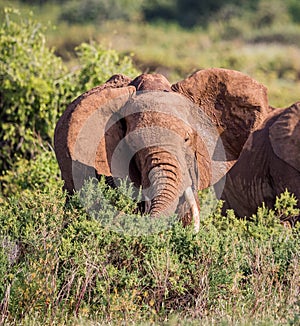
[54,68,269,232]
[215,101,300,226]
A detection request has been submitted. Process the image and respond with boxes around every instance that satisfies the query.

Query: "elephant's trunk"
[139,148,200,232]
[148,165,181,216]
[139,149,181,217]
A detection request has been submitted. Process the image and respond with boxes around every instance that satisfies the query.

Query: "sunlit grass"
[41,17,300,107]
[1,1,300,108]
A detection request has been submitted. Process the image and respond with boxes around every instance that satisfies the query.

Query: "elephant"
[54,68,269,232]
[215,101,300,226]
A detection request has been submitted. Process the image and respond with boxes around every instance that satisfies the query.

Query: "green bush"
[143,0,260,27]
[288,0,300,23]
[75,41,139,92]
[0,8,74,172]
[251,0,290,28]
[0,168,299,324]
[248,23,300,45]
[142,0,299,30]
[0,149,61,198]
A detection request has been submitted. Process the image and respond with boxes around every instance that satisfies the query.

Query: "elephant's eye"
[184,132,190,142]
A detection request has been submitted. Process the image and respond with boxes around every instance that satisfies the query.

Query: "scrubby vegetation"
[0,151,299,325]
[0,3,299,325]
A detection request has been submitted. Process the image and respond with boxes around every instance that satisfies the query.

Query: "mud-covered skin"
[217,102,300,226]
[54,69,269,230]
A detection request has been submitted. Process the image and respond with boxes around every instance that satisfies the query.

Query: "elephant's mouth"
[131,146,200,232]
[137,186,200,232]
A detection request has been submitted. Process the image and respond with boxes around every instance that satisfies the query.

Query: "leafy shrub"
[288,0,300,23]
[143,0,261,27]
[0,149,61,198]
[248,23,300,45]
[144,0,300,29]
[0,8,74,172]
[75,177,177,236]
[74,42,139,92]
[0,171,299,324]
[251,0,290,28]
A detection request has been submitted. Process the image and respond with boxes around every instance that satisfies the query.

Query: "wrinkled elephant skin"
[54,68,269,231]
[216,102,300,226]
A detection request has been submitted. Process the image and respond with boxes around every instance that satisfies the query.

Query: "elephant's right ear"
[171,68,269,163]
[54,74,135,192]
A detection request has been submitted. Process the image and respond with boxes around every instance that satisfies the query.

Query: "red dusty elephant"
[215,101,300,226]
[54,68,269,232]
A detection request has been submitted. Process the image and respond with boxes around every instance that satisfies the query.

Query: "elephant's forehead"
[125,91,192,116]
[125,110,194,138]
[122,91,216,138]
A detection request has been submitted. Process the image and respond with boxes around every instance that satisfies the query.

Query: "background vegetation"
[0,1,299,325]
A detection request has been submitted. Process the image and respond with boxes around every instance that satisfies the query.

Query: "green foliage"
[144,0,300,28]
[75,42,139,92]
[251,0,290,28]
[143,0,264,27]
[248,23,300,45]
[142,0,177,22]
[19,0,62,4]
[0,161,299,324]
[0,149,61,198]
[5,0,300,28]
[0,8,74,172]
[274,190,300,226]
[288,0,300,23]
[74,177,177,236]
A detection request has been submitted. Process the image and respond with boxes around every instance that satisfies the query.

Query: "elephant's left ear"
[171,68,269,162]
[269,102,300,172]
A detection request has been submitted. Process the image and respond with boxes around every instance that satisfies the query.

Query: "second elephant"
[216,101,300,226]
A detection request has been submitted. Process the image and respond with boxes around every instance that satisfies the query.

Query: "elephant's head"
[54,69,268,232]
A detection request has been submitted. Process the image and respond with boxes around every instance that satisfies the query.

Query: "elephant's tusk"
[184,187,200,233]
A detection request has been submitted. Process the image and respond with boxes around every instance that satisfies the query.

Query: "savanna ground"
[0,1,299,325]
